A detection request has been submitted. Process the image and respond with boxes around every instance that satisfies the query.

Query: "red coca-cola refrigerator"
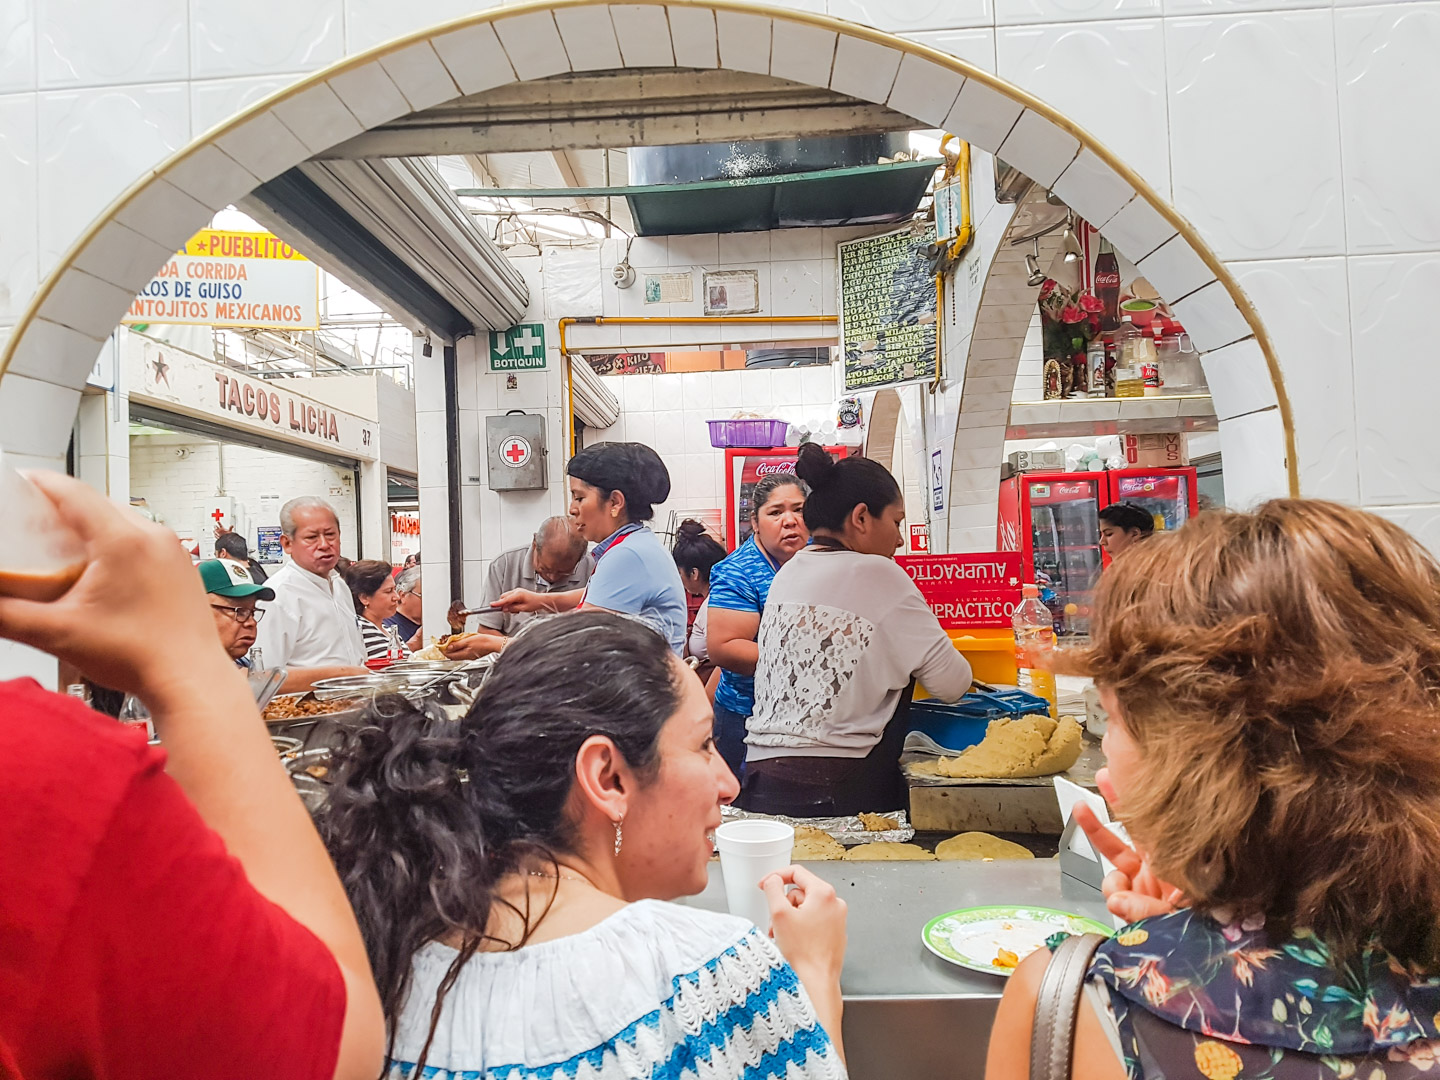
[1107,468,1199,534]
[725,446,849,551]
[996,471,1107,637]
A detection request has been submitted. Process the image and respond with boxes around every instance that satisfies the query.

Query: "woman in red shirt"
[0,471,383,1080]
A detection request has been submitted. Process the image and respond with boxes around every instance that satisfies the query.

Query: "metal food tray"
[720,805,914,845]
[263,693,366,725]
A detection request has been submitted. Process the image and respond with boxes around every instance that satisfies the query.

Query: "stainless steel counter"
[687,861,1111,1080]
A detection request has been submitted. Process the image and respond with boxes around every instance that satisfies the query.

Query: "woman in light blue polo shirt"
[494,441,687,654]
[705,473,809,776]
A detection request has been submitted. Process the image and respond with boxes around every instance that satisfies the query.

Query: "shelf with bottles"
[1038,234,1209,403]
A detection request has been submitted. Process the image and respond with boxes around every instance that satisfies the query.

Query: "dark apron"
[735,680,915,817]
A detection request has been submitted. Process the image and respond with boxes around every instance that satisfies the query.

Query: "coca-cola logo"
[755,462,797,475]
[1095,272,1120,287]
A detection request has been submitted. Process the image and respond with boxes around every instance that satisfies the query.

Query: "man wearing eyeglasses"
[199,559,364,691]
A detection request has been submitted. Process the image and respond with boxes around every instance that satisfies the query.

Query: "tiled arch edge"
[0,0,1296,497]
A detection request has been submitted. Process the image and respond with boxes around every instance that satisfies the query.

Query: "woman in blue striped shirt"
[706,474,810,777]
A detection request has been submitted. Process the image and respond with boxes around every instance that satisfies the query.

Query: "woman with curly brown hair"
[988,500,1440,1080]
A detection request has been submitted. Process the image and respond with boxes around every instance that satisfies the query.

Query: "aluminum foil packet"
[720,805,914,845]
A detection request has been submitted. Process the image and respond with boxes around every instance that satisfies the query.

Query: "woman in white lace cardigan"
[319,610,848,1079]
[738,442,974,817]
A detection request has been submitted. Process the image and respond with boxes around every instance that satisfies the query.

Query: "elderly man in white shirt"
[255,496,367,668]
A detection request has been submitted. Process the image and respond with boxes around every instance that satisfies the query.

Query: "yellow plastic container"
[914,629,1018,699]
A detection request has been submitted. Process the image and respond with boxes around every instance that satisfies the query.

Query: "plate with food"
[921,905,1111,977]
[263,694,362,722]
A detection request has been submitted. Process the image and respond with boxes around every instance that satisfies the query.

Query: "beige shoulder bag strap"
[1030,932,1108,1080]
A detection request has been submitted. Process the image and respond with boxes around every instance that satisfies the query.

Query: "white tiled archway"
[0,0,1293,497]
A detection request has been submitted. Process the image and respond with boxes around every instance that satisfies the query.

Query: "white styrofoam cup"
[714,819,795,931]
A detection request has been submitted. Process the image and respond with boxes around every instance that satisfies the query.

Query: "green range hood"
[455,158,940,237]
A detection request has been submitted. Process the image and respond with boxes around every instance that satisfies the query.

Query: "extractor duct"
[242,157,528,342]
[569,355,621,429]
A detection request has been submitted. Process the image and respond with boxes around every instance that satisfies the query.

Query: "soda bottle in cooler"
[1013,583,1058,718]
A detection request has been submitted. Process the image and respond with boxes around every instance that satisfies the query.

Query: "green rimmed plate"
[921,905,1112,977]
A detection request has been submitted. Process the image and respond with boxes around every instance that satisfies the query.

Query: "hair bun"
[794,441,836,488]
[676,519,706,538]
[627,442,671,506]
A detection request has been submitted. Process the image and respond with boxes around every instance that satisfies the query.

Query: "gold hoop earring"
[614,818,624,857]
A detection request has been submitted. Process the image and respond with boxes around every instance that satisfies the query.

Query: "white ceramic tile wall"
[996,0,1161,27]
[1348,251,1440,506]
[190,75,296,135]
[0,0,35,94]
[1335,3,1440,256]
[1166,11,1345,262]
[997,20,1170,196]
[2,0,1439,626]
[344,0,501,53]
[1217,407,1289,509]
[37,83,191,269]
[38,0,190,88]
[1232,257,1358,503]
[191,0,345,79]
[583,360,846,531]
[0,94,38,323]
[830,0,993,31]
[902,28,997,71]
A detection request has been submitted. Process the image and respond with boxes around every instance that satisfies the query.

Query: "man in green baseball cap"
[199,559,367,690]
[198,558,274,667]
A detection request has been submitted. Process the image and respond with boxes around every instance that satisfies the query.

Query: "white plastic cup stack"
[714,819,795,931]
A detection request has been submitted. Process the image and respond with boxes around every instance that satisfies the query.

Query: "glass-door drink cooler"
[1107,468,1198,533]
[996,466,1200,637]
[724,446,849,551]
[996,471,1107,637]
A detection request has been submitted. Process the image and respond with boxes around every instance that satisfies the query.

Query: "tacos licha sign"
[126,337,376,460]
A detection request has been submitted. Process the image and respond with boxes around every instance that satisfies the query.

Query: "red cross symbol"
[501,437,531,467]
[211,507,227,525]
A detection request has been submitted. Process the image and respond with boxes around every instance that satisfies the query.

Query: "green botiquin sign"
[489,324,547,371]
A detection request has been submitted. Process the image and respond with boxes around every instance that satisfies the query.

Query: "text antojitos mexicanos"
[128,259,306,324]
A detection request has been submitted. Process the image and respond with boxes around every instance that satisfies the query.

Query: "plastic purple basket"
[707,418,790,448]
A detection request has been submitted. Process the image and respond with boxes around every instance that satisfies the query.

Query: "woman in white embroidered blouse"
[738,443,973,817]
[320,610,848,1080]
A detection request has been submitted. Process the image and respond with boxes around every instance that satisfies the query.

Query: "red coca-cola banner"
[895,552,1024,629]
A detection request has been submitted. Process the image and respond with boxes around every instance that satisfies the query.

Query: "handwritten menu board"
[838,224,937,391]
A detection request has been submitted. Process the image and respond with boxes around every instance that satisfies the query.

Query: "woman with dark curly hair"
[988,500,1440,1080]
[319,611,847,1079]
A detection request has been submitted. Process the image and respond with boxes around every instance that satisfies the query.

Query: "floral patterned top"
[1079,909,1440,1079]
